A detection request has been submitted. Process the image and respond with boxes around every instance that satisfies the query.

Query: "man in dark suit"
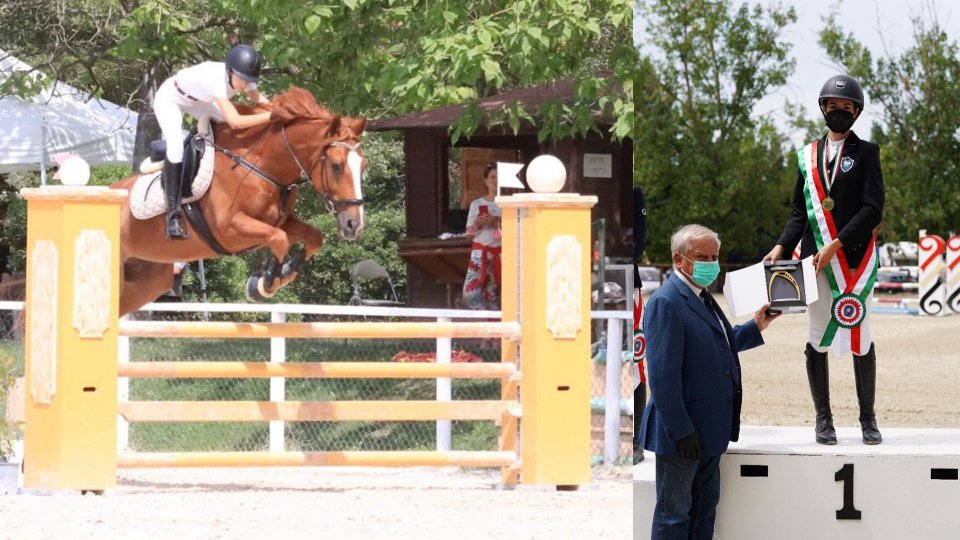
[641,224,779,539]
[633,185,646,464]
[764,74,884,446]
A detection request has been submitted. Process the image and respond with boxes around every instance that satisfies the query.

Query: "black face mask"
[824,109,856,133]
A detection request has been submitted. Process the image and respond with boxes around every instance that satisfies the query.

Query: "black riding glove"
[676,431,702,460]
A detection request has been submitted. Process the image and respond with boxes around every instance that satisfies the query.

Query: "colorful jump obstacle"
[21,180,597,491]
[918,230,960,316]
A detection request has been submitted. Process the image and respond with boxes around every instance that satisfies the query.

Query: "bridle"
[215,123,365,221]
[281,127,365,214]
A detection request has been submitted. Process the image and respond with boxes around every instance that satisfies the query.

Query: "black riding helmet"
[818,75,864,112]
[226,44,263,83]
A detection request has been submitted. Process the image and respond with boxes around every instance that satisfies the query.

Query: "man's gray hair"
[671,224,721,257]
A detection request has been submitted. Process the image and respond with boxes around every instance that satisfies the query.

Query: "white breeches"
[154,80,222,164]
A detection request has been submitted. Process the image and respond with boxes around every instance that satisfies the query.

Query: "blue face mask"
[681,255,721,287]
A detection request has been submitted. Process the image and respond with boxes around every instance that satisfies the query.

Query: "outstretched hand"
[754,302,781,331]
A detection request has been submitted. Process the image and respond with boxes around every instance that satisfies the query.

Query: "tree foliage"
[820,14,960,239]
[1,0,634,142]
[635,0,797,263]
[0,0,144,107]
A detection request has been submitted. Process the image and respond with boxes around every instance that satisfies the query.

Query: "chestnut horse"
[111,86,367,315]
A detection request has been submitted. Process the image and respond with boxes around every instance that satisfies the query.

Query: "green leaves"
[480,58,502,84]
[304,14,322,34]
[2,0,634,166]
[303,6,333,34]
[284,0,634,141]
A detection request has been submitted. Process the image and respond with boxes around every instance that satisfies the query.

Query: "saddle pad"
[130,138,215,220]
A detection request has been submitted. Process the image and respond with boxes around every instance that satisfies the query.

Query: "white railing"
[1,300,631,462]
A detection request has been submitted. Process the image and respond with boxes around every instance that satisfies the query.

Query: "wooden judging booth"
[368,77,633,308]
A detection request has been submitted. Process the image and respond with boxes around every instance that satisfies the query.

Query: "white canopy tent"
[0,50,138,183]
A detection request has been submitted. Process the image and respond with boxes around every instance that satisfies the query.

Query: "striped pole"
[918,230,946,316]
[946,235,960,314]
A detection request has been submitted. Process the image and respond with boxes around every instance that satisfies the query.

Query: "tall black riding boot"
[633,384,645,464]
[162,160,187,240]
[805,343,837,445]
[854,344,883,445]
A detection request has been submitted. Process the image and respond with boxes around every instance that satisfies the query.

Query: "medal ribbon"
[798,140,878,355]
[822,138,846,193]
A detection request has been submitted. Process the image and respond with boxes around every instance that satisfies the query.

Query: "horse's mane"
[227,86,335,140]
[265,86,335,123]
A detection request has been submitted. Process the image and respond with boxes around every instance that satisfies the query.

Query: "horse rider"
[764,74,885,446]
[153,44,274,240]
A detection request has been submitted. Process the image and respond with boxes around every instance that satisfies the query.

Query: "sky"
[634,0,960,143]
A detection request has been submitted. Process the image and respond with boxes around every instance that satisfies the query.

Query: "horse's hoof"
[245,275,276,302]
[257,276,277,299]
[245,275,266,302]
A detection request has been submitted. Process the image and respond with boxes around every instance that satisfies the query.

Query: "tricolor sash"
[798,140,878,355]
[634,286,646,385]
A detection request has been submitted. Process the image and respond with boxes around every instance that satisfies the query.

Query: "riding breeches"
[154,80,223,164]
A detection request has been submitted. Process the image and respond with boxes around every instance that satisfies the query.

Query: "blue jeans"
[651,453,722,540]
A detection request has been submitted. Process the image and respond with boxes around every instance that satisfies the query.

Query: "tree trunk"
[132,63,169,172]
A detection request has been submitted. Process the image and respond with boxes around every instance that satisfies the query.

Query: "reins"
[212,122,364,223]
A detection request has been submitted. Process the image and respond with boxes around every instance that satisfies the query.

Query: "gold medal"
[822,197,835,211]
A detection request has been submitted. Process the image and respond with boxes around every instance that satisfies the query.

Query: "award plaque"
[764,260,807,314]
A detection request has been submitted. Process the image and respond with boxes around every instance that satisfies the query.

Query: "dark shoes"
[814,415,838,445]
[805,344,837,445]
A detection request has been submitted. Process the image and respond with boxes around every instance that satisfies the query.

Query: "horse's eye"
[331,162,343,174]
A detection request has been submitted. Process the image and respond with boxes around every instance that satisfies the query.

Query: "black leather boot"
[805,343,837,445]
[633,384,645,464]
[854,344,882,445]
[162,160,187,240]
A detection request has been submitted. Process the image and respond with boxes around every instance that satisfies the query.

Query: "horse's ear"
[327,114,342,137]
[345,116,367,135]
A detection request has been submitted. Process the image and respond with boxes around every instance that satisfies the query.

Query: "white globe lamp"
[526,154,566,193]
[55,156,91,186]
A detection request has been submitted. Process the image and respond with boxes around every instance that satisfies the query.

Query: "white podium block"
[634,426,960,539]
